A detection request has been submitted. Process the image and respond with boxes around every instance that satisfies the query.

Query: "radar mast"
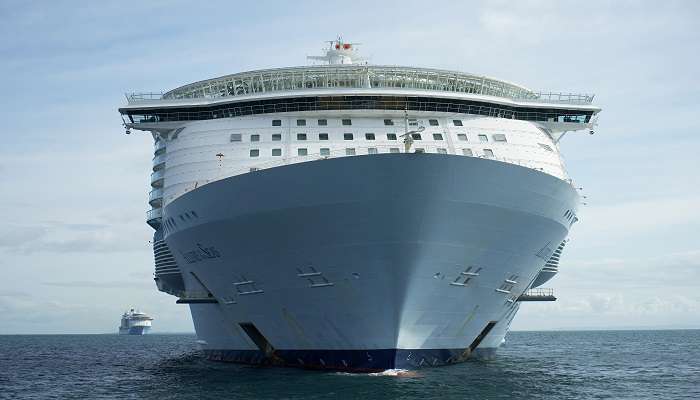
[307,36,365,65]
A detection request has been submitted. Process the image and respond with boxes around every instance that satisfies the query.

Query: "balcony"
[148,188,163,207]
[517,288,556,302]
[150,169,164,187]
[152,153,166,170]
[154,139,166,153]
[146,207,162,228]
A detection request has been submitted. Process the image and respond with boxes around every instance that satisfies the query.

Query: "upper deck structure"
[120,39,599,134]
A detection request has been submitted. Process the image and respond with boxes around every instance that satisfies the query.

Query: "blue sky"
[0,0,698,333]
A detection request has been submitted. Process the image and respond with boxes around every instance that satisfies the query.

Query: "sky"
[0,0,698,334]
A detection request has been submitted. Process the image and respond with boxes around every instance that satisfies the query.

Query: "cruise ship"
[118,309,154,335]
[118,39,600,370]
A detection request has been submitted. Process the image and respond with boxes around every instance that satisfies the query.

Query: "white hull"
[162,154,577,370]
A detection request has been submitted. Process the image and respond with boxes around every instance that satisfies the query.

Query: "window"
[367,147,378,154]
[272,119,281,126]
[342,119,352,126]
[297,133,307,140]
[384,119,394,126]
[344,133,354,140]
[296,119,306,126]
[317,119,327,126]
[457,133,468,141]
[272,133,282,141]
[411,133,422,140]
[390,148,400,153]
[462,148,473,156]
[272,148,282,156]
[250,149,259,157]
[453,120,463,126]
[387,133,397,140]
[483,149,494,158]
[320,148,330,156]
[250,134,260,142]
[493,134,507,142]
[437,148,448,154]
[319,133,328,140]
[298,148,308,156]
[345,148,356,155]
[478,134,488,142]
[429,119,439,126]
[539,143,553,152]
[365,133,375,140]
[230,133,242,142]
[433,133,444,140]
[415,148,425,153]
[408,119,418,127]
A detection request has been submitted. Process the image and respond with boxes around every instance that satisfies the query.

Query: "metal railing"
[124,65,594,106]
[522,288,554,297]
[127,92,165,102]
[150,169,165,184]
[146,207,162,221]
[152,153,166,167]
[148,188,163,203]
[528,92,595,105]
[154,140,166,153]
[123,96,594,127]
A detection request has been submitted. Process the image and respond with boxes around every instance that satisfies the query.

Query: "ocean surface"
[1,330,698,399]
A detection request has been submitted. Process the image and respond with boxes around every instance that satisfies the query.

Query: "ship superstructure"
[118,309,154,335]
[119,39,600,370]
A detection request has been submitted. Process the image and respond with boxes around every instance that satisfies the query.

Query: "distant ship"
[118,309,153,335]
[119,38,600,370]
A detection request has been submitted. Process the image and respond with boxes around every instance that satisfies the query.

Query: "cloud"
[0,221,148,254]
[42,280,153,289]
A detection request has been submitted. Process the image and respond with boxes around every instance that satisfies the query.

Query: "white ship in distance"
[118,309,153,335]
[118,38,600,370]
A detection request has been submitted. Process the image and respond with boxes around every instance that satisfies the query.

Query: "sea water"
[0,330,698,399]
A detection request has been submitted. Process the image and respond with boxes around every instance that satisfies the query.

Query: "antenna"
[307,37,366,65]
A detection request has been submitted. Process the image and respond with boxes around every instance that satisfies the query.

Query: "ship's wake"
[335,369,421,378]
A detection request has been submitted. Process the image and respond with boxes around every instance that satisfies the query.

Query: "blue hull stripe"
[204,348,496,371]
